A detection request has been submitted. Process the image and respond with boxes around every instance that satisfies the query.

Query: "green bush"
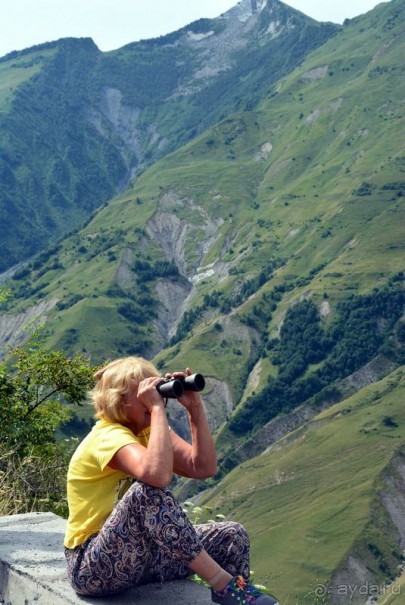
[0,330,96,515]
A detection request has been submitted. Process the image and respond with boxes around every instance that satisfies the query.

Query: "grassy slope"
[0,6,337,273]
[198,367,404,604]
[152,0,405,385]
[1,4,403,598]
[0,49,56,111]
[252,3,404,298]
[377,571,405,604]
[5,0,403,393]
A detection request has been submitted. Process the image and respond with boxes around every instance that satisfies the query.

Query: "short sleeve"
[93,423,140,471]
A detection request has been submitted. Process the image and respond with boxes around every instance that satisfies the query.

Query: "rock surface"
[0,512,212,605]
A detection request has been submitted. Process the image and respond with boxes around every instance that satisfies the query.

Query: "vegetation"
[2,0,402,373]
[229,285,404,436]
[0,1,404,600]
[200,369,405,603]
[0,4,338,272]
[0,330,96,515]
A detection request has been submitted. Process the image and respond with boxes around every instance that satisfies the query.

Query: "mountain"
[199,368,405,604]
[0,0,404,601]
[1,0,403,387]
[0,0,338,272]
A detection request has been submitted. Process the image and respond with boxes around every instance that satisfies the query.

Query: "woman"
[64,356,278,604]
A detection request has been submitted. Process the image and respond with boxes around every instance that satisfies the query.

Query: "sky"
[0,0,389,59]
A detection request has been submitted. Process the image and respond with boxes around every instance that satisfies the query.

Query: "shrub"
[0,331,96,515]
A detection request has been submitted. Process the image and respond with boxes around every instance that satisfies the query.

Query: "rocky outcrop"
[340,354,397,395]
[115,247,135,289]
[330,450,405,604]
[380,452,405,549]
[234,403,317,462]
[153,278,192,343]
[144,192,225,337]
[0,299,59,356]
[331,556,378,605]
[87,87,168,179]
[146,191,224,279]
[171,0,291,98]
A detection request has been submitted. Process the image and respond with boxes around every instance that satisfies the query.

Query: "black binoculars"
[156,373,205,399]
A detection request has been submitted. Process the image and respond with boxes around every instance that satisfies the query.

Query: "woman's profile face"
[124,384,151,432]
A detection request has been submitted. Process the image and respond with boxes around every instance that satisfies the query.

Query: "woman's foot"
[211,575,279,604]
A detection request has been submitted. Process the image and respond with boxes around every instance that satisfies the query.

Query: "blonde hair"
[91,357,160,423]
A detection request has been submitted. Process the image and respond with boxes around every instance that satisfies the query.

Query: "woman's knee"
[196,520,250,549]
[125,481,173,507]
[128,481,174,499]
[226,521,250,546]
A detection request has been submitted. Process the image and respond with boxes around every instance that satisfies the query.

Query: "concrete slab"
[0,512,213,605]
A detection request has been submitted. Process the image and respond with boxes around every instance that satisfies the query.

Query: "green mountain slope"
[0,0,337,272]
[199,368,404,604]
[0,2,404,601]
[1,1,403,443]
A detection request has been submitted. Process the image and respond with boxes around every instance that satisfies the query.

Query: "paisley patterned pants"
[65,481,250,596]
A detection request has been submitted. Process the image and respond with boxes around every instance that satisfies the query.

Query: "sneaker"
[211,575,279,605]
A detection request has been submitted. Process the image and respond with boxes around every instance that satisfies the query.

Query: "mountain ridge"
[0,0,338,271]
[1,0,402,439]
[1,0,403,365]
[0,2,404,602]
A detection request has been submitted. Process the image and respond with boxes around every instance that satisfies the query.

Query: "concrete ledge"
[0,512,212,605]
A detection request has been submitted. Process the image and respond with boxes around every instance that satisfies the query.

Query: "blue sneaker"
[211,575,279,604]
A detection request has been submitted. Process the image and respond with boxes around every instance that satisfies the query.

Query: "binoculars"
[157,373,205,399]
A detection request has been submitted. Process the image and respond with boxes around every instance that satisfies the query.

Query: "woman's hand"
[165,368,202,412]
[136,376,166,412]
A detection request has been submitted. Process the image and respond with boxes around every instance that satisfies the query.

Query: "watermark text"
[314,581,401,599]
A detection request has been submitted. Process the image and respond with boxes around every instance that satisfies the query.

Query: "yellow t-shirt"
[64,419,150,549]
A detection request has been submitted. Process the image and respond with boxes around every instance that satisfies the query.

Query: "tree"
[0,328,97,515]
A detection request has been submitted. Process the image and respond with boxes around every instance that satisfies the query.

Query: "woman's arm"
[171,386,218,480]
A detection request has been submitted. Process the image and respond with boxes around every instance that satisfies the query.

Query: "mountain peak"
[173,0,334,97]
[0,0,338,273]
[222,0,270,22]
